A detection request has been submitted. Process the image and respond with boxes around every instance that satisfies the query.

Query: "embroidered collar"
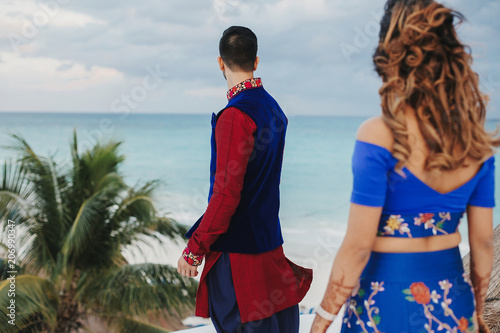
[227,77,263,100]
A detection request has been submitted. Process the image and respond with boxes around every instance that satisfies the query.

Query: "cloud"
[0,52,123,91]
[0,0,498,118]
[0,0,105,39]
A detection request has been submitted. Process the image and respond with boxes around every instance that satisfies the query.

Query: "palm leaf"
[76,263,197,317]
[61,193,108,264]
[79,141,124,194]
[4,135,69,268]
[0,275,58,332]
[0,161,33,229]
[47,157,64,227]
[109,180,187,250]
[151,217,188,240]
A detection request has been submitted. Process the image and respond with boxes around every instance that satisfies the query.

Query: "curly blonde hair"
[374,0,499,171]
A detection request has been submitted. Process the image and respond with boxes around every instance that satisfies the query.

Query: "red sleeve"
[187,107,257,256]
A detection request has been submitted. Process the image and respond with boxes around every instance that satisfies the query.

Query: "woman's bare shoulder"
[356,116,394,152]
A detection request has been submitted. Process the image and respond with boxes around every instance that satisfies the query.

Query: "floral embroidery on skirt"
[341,248,476,333]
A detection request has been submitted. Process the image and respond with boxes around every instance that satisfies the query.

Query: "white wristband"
[316,305,337,322]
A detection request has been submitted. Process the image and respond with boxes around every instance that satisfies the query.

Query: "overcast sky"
[1,0,499,117]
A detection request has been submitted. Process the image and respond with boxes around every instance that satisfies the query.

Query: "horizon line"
[1,110,500,121]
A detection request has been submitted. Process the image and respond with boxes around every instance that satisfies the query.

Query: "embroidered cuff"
[182,247,204,266]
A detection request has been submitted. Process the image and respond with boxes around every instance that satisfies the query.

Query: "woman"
[311,0,498,332]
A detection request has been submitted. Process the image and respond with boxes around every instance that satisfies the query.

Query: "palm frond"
[4,135,69,268]
[47,157,64,227]
[76,263,197,317]
[0,161,33,229]
[109,180,187,249]
[61,193,108,263]
[16,227,57,276]
[0,275,58,332]
[4,134,42,166]
[113,181,159,219]
[151,217,188,240]
[80,140,124,194]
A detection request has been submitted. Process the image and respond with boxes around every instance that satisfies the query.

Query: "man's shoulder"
[217,107,257,132]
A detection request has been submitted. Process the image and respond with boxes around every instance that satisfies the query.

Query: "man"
[177,26,312,333]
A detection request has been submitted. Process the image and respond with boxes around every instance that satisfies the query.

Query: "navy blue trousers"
[207,252,300,333]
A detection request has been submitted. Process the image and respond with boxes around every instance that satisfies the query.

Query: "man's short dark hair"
[219,26,258,72]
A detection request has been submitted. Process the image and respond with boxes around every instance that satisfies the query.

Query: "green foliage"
[0,133,196,332]
[402,288,412,295]
[402,288,415,302]
[0,275,58,333]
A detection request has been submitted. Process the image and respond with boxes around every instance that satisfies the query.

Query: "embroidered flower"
[424,220,435,230]
[410,282,431,305]
[430,290,441,304]
[421,213,435,222]
[383,226,395,235]
[414,213,434,226]
[371,281,385,292]
[385,215,404,231]
[439,280,453,290]
[458,317,469,332]
[398,222,411,235]
[364,299,375,308]
[405,279,472,332]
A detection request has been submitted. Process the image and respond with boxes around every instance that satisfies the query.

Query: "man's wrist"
[182,247,204,266]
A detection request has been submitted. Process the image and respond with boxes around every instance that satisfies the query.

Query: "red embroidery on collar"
[227,77,263,100]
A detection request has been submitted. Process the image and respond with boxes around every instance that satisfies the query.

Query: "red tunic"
[186,80,312,323]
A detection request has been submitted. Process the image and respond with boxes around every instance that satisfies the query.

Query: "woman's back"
[354,114,495,253]
[403,110,488,195]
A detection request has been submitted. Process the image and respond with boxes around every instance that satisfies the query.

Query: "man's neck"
[226,71,254,90]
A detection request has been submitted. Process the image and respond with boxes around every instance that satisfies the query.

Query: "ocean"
[1,112,499,308]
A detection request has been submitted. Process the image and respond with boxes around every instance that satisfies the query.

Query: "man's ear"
[217,56,225,71]
[253,57,260,71]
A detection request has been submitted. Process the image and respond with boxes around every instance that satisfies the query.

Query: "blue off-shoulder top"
[351,140,495,238]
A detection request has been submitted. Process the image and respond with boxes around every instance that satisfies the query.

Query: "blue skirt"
[207,252,299,333]
[341,247,477,333]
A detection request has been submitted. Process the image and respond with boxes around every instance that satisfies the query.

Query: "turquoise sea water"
[0,112,499,261]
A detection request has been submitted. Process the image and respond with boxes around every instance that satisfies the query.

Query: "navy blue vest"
[186,86,287,253]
